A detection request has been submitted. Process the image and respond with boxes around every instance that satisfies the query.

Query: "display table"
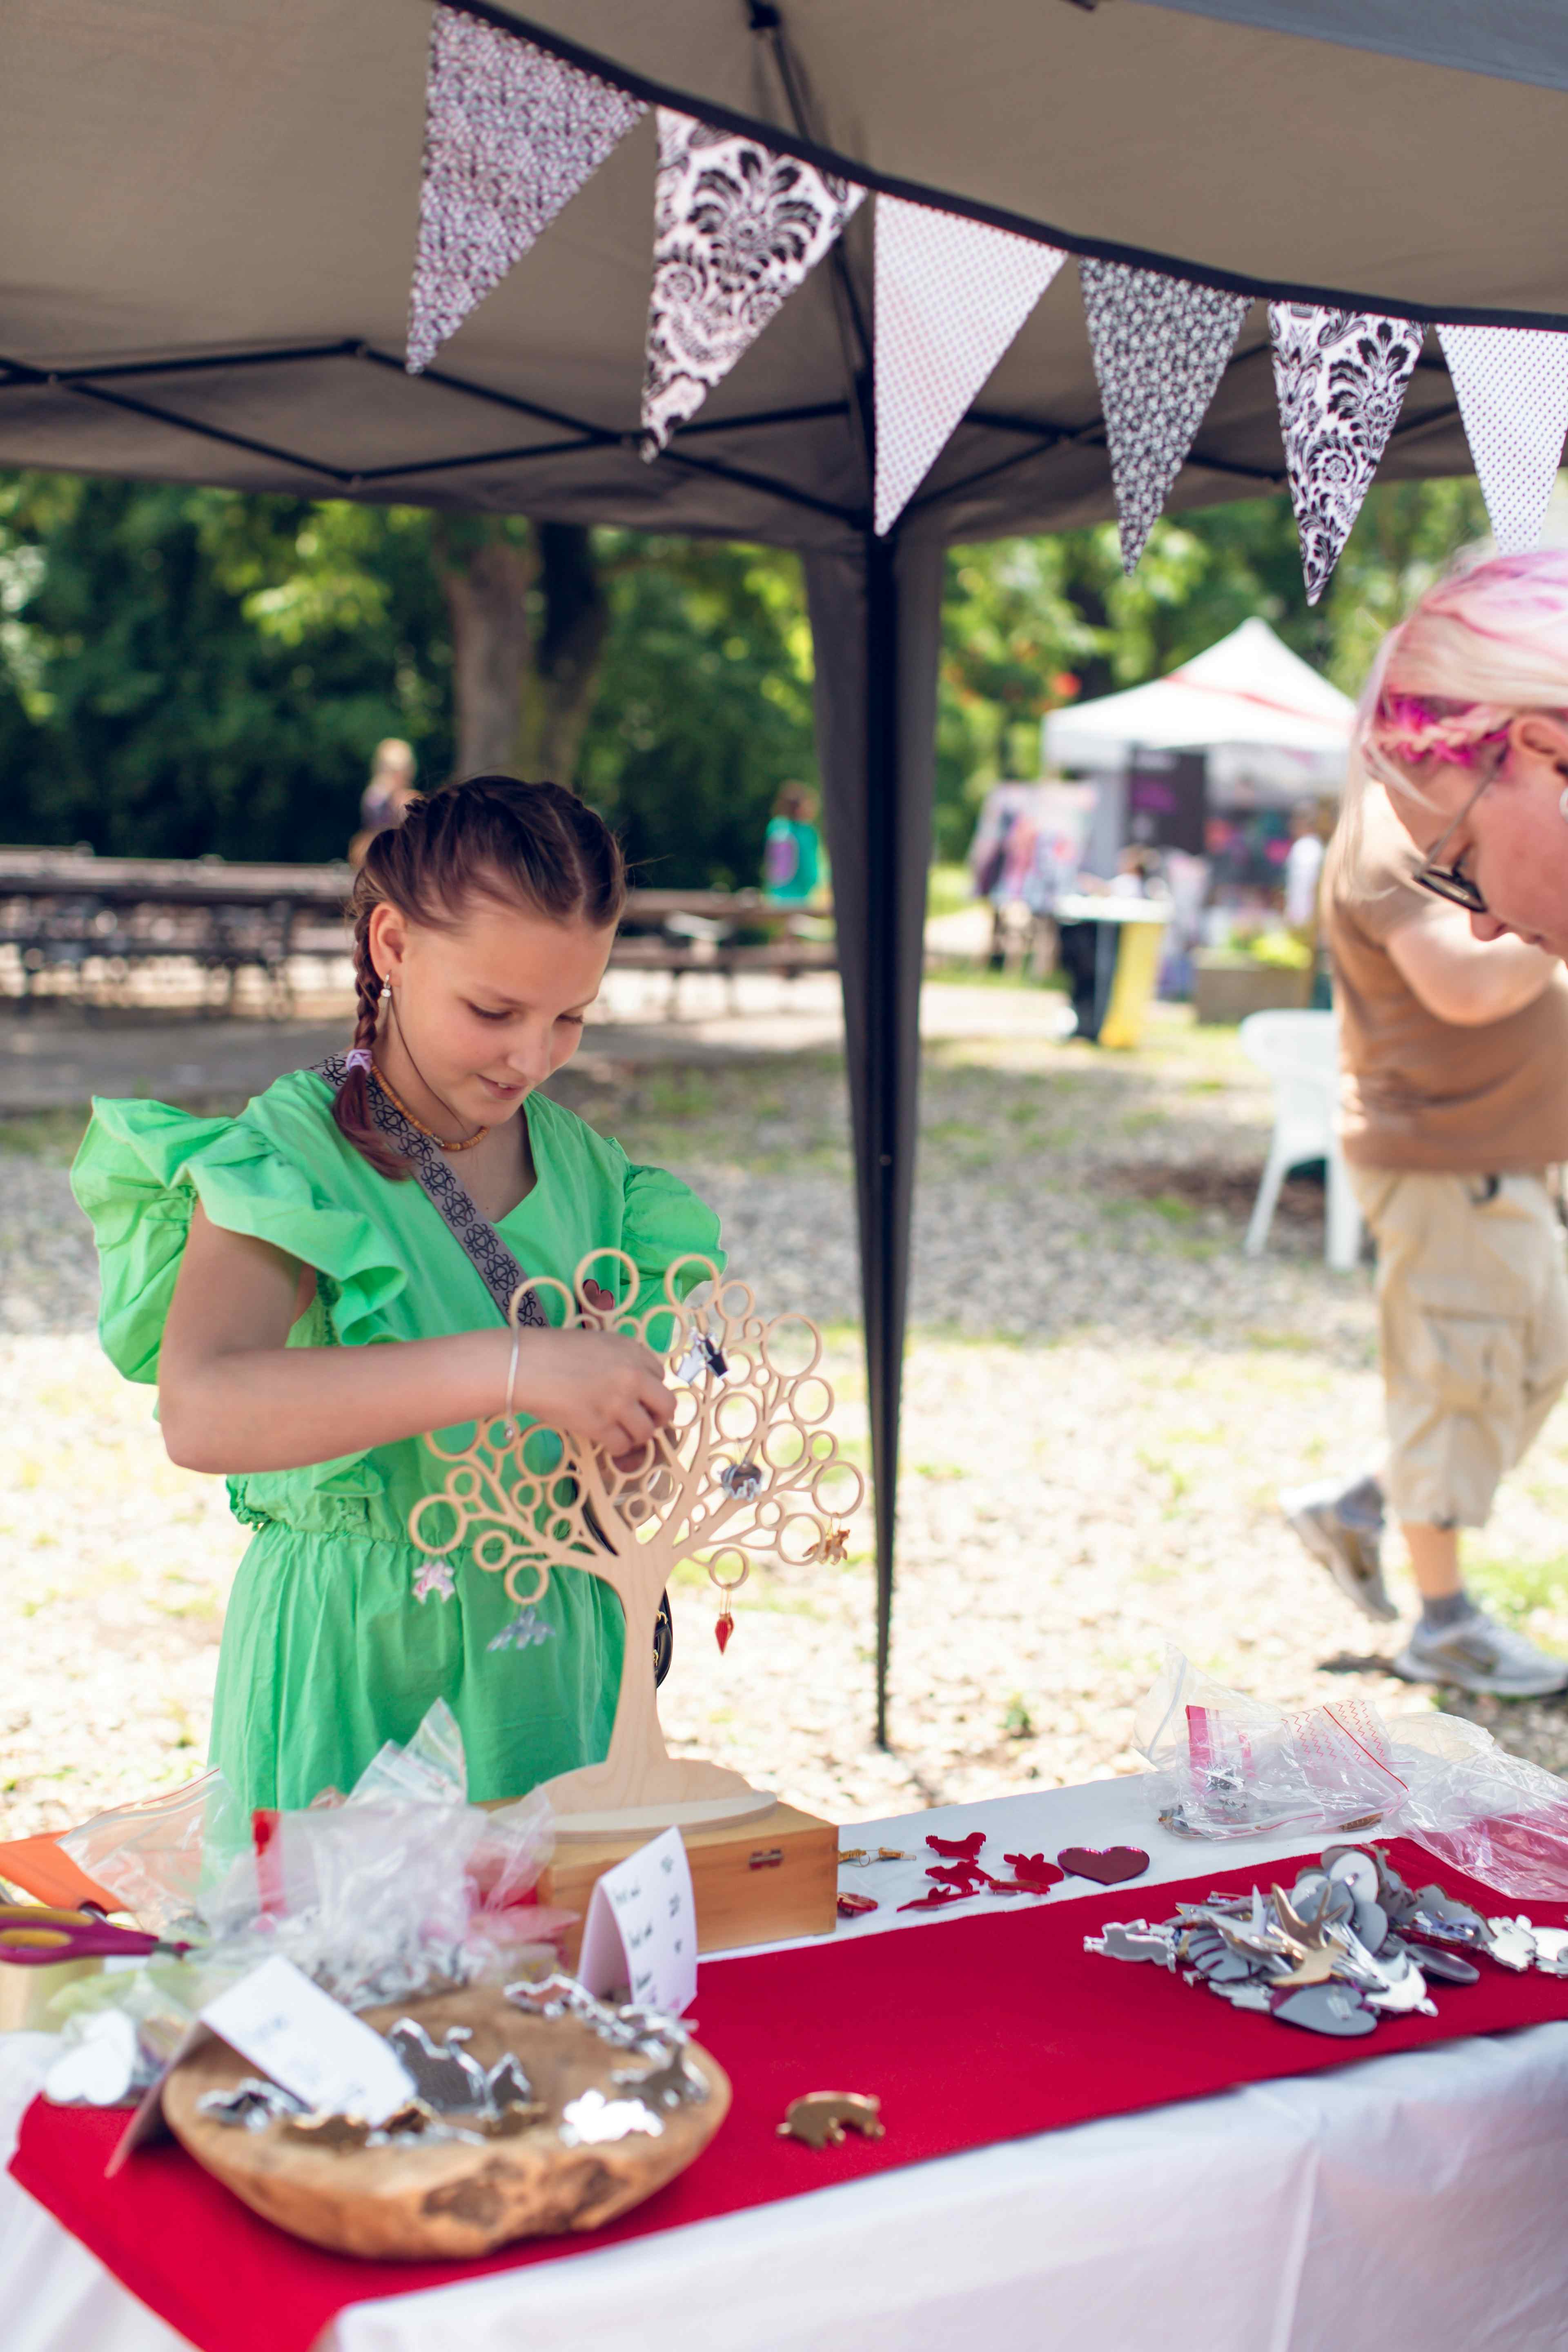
[9,1774,1568,2352]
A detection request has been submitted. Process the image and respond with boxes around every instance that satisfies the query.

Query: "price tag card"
[576,1825,697,2016]
[200,1956,416,2123]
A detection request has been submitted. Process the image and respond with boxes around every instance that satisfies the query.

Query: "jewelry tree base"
[538,1803,838,1961]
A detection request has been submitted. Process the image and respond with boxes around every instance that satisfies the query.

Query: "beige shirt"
[1325,786,1568,1172]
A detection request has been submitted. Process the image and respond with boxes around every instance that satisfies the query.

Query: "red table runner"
[15,1838,1568,2352]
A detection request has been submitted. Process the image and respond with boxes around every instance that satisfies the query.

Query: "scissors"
[0,1902,171,1967]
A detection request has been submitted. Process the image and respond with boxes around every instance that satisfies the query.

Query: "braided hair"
[335,776,626,1178]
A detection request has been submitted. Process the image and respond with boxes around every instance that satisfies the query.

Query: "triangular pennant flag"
[408,7,645,375]
[874,198,1067,536]
[1437,323,1568,556]
[1079,261,1248,573]
[642,110,866,457]
[1270,305,1424,604]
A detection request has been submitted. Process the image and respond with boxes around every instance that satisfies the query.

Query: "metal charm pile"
[198,1975,709,2155]
[1087,1841,1568,2038]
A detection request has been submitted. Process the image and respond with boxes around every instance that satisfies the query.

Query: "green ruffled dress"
[70,1070,722,1812]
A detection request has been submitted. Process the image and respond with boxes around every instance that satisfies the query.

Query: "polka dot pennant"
[1438,323,1568,556]
[873,195,1067,537]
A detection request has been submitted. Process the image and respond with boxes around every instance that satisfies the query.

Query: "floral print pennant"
[641,110,866,458]
[408,6,645,375]
[1079,260,1248,574]
[1270,305,1424,604]
[1437,324,1568,556]
[874,197,1067,536]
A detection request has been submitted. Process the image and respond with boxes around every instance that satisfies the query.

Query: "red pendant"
[715,1608,734,1655]
[582,1278,616,1312]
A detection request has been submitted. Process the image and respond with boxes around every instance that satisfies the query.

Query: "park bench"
[0,854,835,1018]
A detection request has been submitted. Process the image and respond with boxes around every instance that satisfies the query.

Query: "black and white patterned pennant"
[641,109,865,457]
[1270,305,1424,604]
[875,197,1067,536]
[408,6,645,375]
[1437,324,1568,557]
[1079,261,1248,574]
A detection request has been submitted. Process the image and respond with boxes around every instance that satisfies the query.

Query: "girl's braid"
[331,918,406,1178]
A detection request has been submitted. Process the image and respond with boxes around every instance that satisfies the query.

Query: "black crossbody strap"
[314,1056,548,1328]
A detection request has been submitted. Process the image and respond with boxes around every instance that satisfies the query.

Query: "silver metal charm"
[558,2087,665,2146]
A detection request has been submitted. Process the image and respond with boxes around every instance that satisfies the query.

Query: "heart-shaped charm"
[926,1831,986,1862]
[1271,1983,1376,2038]
[1057,1845,1149,1886]
[581,1278,616,1312]
[43,2007,139,2107]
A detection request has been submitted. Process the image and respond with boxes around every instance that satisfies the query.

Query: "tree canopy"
[0,469,1490,876]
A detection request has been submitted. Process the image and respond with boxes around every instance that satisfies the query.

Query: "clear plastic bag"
[54,1702,566,2007]
[1391,1711,1568,1902]
[1135,1646,1406,1841]
[59,1769,248,1938]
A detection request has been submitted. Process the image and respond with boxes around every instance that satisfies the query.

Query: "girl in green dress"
[72,777,722,1811]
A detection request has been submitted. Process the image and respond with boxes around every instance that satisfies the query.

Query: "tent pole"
[863,528,900,1747]
[804,531,944,1753]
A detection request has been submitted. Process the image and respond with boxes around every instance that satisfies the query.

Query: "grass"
[0,1107,88,1160]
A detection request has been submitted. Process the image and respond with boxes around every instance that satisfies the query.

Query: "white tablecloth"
[9,1776,1568,2352]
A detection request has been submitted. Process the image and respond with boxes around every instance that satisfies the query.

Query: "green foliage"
[0,463,1493,880]
[0,476,451,860]
[578,535,817,889]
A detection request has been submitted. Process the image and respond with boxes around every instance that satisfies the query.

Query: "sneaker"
[1281,1476,1398,1624]
[1394,1610,1568,1699]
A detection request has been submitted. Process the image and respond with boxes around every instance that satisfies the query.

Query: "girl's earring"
[1557,786,1568,826]
[379,974,392,1002]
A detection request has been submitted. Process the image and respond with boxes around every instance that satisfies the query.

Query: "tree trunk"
[436,518,609,790]
[515,522,610,785]
[438,524,535,777]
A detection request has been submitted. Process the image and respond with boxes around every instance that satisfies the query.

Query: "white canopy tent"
[1043,618,1355,803]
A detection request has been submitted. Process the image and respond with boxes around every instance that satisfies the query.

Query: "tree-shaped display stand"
[410,1254,863,1841]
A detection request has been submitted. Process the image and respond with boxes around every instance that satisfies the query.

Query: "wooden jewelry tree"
[410,1253,863,1840]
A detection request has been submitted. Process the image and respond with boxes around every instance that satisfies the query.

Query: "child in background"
[762,782,823,904]
[73,777,722,1809]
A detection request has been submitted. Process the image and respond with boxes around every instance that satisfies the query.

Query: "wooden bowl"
[163,1983,731,2260]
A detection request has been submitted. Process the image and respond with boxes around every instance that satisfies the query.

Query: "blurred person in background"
[761,781,822,905]
[350,738,418,866]
[1283,801,1327,940]
[1282,767,1568,1697]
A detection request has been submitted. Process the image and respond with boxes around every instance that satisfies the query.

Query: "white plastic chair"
[1238,1009,1363,1272]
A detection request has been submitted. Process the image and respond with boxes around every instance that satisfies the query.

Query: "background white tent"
[1043,617,1354,783]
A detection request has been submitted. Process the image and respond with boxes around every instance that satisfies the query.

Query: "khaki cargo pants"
[1349,1167,1568,1529]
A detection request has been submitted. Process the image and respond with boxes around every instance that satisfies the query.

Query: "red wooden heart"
[1056,1845,1149,1886]
[581,1278,616,1311]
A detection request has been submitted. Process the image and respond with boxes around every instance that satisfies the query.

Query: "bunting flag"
[641,110,866,457]
[874,199,1067,537]
[1079,261,1248,573]
[407,7,645,375]
[1270,305,1424,604]
[1437,324,1568,556]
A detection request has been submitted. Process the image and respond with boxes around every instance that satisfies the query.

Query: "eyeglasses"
[1410,769,1496,917]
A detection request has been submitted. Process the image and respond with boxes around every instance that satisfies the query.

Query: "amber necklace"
[370,1062,487,1152]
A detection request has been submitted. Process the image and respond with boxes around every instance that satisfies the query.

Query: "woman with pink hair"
[1284,551,1568,1696]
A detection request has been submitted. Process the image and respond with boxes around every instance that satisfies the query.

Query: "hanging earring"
[707,1556,749,1654]
[1557,786,1568,825]
[379,973,392,1002]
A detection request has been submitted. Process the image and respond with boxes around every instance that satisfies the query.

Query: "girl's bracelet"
[505,1319,523,1428]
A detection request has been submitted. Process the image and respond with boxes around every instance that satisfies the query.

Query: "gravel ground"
[5,996,1568,1848]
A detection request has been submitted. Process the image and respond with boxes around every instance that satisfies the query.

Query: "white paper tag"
[199,1956,415,2123]
[576,1826,697,2016]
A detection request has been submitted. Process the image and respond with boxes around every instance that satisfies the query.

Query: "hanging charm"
[708,1552,748,1654]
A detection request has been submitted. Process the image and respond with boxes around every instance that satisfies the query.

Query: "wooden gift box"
[537,1803,838,1969]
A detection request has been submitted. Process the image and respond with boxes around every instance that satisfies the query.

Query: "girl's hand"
[510,1327,675,1457]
